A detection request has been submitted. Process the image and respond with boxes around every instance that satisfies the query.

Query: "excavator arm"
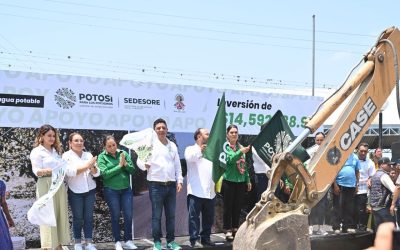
[233,27,400,250]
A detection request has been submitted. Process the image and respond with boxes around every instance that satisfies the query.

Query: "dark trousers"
[309,193,328,225]
[222,180,246,230]
[372,208,395,232]
[254,173,268,202]
[332,185,356,231]
[187,194,215,242]
[148,182,176,243]
[354,193,368,229]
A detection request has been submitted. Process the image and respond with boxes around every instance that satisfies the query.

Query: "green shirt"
[97,149,135,190]
[223,143,250,183]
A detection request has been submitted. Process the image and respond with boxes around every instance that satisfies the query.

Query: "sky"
[0,0,400,96]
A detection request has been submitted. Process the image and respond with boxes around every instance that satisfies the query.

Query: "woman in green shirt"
[97,135,137,250]
[222,125,252,241]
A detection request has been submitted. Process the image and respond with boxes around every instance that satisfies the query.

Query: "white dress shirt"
[63,150,100,194]
[185,143,215,199]
[138,138,183,184]
[252,147,271,174]
[30,145,62,176]
[357,157,376,194]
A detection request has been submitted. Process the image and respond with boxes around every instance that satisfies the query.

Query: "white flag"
[27,158,67,227]
[120,128,156,163]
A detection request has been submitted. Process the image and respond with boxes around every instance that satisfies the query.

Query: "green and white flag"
[27,157,67,226]
[120,128,155,163]
[252,110,309,166]
[204,92,228,183]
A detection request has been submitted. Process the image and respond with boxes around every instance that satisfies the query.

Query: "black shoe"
[201,240,216,246]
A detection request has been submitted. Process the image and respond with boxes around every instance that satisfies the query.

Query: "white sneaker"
[85,243,97,250]
[74,243,83,250]
[346,228,356,234]
[115,241,123,250]
[334,229,341,234]
[316,229,328,235]
[123,240,138,249]
[309,226,313,235]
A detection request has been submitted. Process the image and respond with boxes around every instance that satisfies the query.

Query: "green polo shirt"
[97,149,135,190]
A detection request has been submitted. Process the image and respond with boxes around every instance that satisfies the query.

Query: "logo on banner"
[55,88,76,109]
[54,88,114,109]
[174,94,185,112]
[123,97,161,110]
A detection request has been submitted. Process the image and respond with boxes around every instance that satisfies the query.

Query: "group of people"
[305,133,400,235]
[330,143,400,234]
[17,120,253,250]
[3,119,398,250]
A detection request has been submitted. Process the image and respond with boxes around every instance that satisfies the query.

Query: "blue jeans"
[103,187,133,242]
[187,194,215,242]
[68,188,96,241]
[148,182,176,243]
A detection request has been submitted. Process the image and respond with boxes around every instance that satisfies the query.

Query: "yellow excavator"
[233,26,400,250]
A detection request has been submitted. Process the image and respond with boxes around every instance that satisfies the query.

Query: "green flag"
[252,110,309,166]
[204,92,228,183]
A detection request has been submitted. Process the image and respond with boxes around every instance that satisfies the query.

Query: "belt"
[149,181,176,186]
[38,175,52,178]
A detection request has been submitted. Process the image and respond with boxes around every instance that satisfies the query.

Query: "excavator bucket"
[233,152,315,250]
[234,210,310,250]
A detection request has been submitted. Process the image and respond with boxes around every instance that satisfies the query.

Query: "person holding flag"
[29,124,70,250]
[203,93,251,241]
[221,124,251,241]
[136,118,184,250]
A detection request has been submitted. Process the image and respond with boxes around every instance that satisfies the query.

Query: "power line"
[41,0,376,38]
[0,12,367,54]
[0,3,371,47]
[0,50,337,89]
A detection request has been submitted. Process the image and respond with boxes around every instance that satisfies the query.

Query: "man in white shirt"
[252,147,270,202]
[138,118,183,250]
[184,128,215,248]
[355,142,375,231]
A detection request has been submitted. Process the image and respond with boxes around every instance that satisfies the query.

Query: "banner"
[252,110,310,166]
[0,70,323,136]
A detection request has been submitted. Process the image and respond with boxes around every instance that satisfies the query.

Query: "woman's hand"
[87,156,97,169]
[240,145,251,154]
[40,168,52,177]
[247,182,252,191]
[7,217,14,227]
[89,156,98,173]
[119,153,126,167]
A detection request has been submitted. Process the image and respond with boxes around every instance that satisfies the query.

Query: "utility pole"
[312,15,315,96]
